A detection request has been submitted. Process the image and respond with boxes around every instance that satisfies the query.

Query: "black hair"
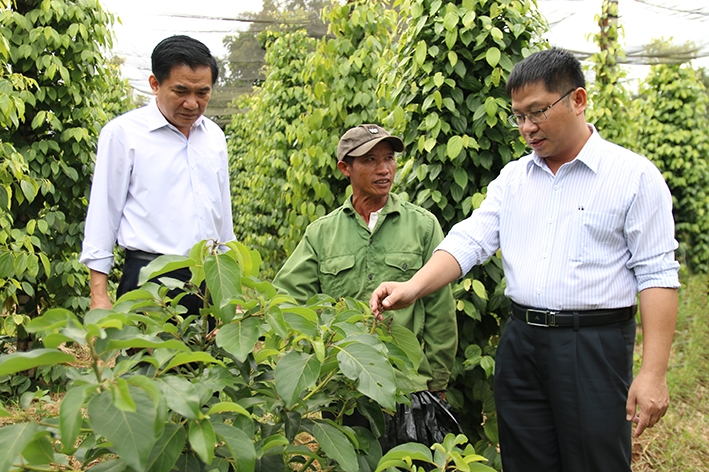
[151,35,219,85]
[505,48,585,97]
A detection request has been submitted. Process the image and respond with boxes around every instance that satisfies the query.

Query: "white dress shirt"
[80,98,235,274]
[437,126,680,310]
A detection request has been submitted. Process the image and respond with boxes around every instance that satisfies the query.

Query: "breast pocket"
[383,252,423,281]
[568,211,624,264]
[319,254,356,296]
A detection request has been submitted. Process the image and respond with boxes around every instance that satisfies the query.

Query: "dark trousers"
[494,314,635,472]
[117,255,205,317]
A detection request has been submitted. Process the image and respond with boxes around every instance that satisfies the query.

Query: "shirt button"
[536,289,542,294]
[368,274,373,281]
[402,263,408,270]
[369,238,373,244]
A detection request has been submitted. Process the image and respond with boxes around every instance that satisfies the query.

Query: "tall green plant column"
[382,0,546,466]
[0,0,132,319]
[282,0,398,255]
[228,30,316,279]
[634,63,709,273]
[586,0,635,148]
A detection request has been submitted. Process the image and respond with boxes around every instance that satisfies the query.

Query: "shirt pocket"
[568,211,624,264]
[384,252,423,280]
[319,254,356,297]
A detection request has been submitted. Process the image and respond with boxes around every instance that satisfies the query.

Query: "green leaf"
[213,423,257,472]
[105,335,190,352]
[216,317,261,363]
[311,422,358,472]
[337,342,396,410]
[146,423,186,472]
[111,378,137,412]
[162,351,224,372]
[0,423,39,472]
[21,435,54,465]
[87,388,158,472]
[188,418,215,465]
[0,349,74,376]
[472,279,488,300]
[0,252,12,279]
[375,442,432,471]
[447,135,464,159]
[155,377,201,420]
[387,324,422,371]
[204,253,242,321]
[274,351,321,408]
[137,255,194,286]
[60,384,96,453]
[414,40,427,65]
[25,307,80,332]
[206,402,251,418]
[486,47,501,67]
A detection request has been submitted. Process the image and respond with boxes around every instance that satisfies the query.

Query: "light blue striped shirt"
[437,126,680,310]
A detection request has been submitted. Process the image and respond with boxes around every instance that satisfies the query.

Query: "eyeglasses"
[507,88,577,128]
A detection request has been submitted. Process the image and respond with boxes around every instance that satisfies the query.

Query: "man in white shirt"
[370,48,680,471]
[80,35,235,312]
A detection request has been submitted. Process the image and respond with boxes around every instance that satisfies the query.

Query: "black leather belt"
[125,249,161,262]
[510,301,636,328]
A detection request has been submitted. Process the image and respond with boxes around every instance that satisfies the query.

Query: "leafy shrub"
[0,240,494,472]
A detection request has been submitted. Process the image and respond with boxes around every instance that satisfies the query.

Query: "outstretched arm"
[369,250,462,317]
[626,286,678,437]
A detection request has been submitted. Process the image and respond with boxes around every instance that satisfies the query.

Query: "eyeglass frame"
[507,88,577,128]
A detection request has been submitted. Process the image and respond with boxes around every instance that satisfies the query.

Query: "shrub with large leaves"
[0,240,494,471]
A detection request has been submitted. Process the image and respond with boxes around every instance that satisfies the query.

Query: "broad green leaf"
[146,423,186,472]
[274,351,321,407]
[213,423,257,472]
[206,402,252,418]
[375,443,432,472]
[138,255,194,285]
[60,384,97,453]
[111,378,136,412]
[188,418,215,465]
[216,317,261,363]
[0,349,74,376]
[472,279,488,300]
[25,308,79,332]
[387,324,423,370]
[447,135,464,159]
[311,422,358,472]
[87,388,158,472]
[485,47,501,67]
[337,342,396,410]
[21,435,54,465]
[105,335,190,352]
[204,253,242,310]
[414,40,427,65]
[162,351,224,372]
[0,252,12,278]
[155,377,201,420]
[86,459,128,472]
[453,167,468,189]
[0,423,39,472]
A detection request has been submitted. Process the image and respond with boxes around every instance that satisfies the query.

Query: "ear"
[570,87,588,115]
[148,75,160,95]
[337,160,351,178]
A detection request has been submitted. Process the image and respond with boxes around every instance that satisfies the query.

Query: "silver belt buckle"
[525,308,557,327]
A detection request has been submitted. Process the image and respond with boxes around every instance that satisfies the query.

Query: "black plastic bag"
[381,390,461,452]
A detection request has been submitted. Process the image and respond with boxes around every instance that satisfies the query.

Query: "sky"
[99,0,709,95]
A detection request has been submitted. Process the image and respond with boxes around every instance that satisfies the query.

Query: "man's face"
[149,64,213,137]
[511,81,584,167]
[339,141,396,200]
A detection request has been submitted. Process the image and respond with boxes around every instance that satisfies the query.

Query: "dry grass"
[631,274,709,471]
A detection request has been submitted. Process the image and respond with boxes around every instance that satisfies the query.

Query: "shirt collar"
[343,192,402,217]
[146,97,206,133]
[527,123,601,174]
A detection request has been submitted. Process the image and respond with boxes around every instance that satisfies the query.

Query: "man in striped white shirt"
[370,48,680,472]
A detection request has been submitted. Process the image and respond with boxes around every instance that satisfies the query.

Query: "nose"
[183,95,199,110]
[519,117,539,133]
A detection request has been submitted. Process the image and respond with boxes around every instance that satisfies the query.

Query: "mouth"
[374,179,390,185]
[527,137,545,149]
